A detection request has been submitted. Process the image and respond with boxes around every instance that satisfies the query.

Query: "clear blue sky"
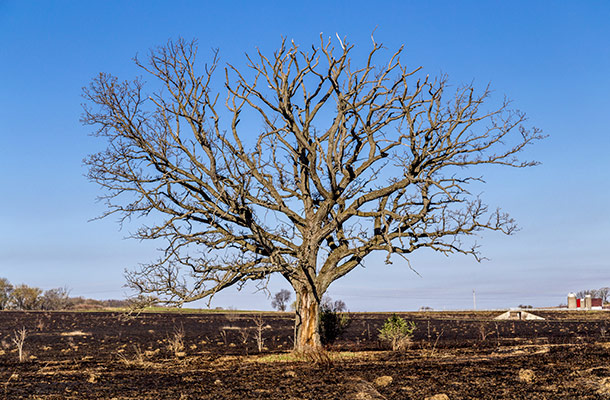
[1,1,608,311]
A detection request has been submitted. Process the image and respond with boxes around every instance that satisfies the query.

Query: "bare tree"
[40,287,71,311]
[576,288,610,303]
[271,289,292,312]
[598,287,610,304]
[321,295,346,313]
[82,36,542,350]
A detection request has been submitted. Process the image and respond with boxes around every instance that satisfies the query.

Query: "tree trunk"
[293,286,321,351]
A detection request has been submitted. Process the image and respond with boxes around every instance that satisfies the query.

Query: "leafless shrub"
[253,314,267,353]
[362,323,372,341]
[238,328,249,345]
[12,328,27,362]
[35,318,45,332]
[479,323,494,342]
[428,329,444,358]
[238,328,250,354]
[219,329,228,346]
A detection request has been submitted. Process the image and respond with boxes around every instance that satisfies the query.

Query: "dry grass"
[167,324,185,357]
[117,344,154,368]
[299,347,333,369]
[60,330,89,336]
[254,350,364,364]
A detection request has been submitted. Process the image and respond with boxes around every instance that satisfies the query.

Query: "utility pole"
[473,289,476,310]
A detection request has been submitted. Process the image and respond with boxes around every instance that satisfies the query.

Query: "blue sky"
[1,1,608,311]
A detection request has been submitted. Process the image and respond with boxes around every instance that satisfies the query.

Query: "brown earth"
[1,310,609,399]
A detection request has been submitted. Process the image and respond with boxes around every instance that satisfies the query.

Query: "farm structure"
[567,293,603,310]
[494,309,544,320]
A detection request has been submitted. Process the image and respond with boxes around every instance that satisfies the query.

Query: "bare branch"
[83,36,543,349]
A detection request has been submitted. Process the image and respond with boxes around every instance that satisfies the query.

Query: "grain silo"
[567,293,577,309]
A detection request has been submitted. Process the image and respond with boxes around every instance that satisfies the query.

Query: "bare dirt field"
[1,310,610,399]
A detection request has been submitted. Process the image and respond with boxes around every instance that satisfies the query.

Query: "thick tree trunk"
[293,286,321,351]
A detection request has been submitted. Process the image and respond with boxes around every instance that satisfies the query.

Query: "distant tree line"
[0,278,129,311]
[575,287,610,303]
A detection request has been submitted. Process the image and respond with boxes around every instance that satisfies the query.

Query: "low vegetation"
[319,296,351,346]
[378,314,416,351]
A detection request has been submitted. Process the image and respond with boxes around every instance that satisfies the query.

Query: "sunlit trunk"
[293,286,321,351]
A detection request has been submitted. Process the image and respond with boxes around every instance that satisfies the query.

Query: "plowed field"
[1,310,609,399]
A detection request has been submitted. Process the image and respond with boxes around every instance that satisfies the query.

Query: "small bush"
[378,314,416,351]
[319,296,350,346]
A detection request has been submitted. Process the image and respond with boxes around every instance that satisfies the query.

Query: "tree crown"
[83,36,543,305]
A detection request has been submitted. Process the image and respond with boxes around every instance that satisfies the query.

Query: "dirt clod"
[518,368,535,383]
[87,373,98,384]
[352,379,386,399]
[374,375,393,387]
[425,395,450,400]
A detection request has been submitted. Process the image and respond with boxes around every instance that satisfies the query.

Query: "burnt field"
[1,310,610,399]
